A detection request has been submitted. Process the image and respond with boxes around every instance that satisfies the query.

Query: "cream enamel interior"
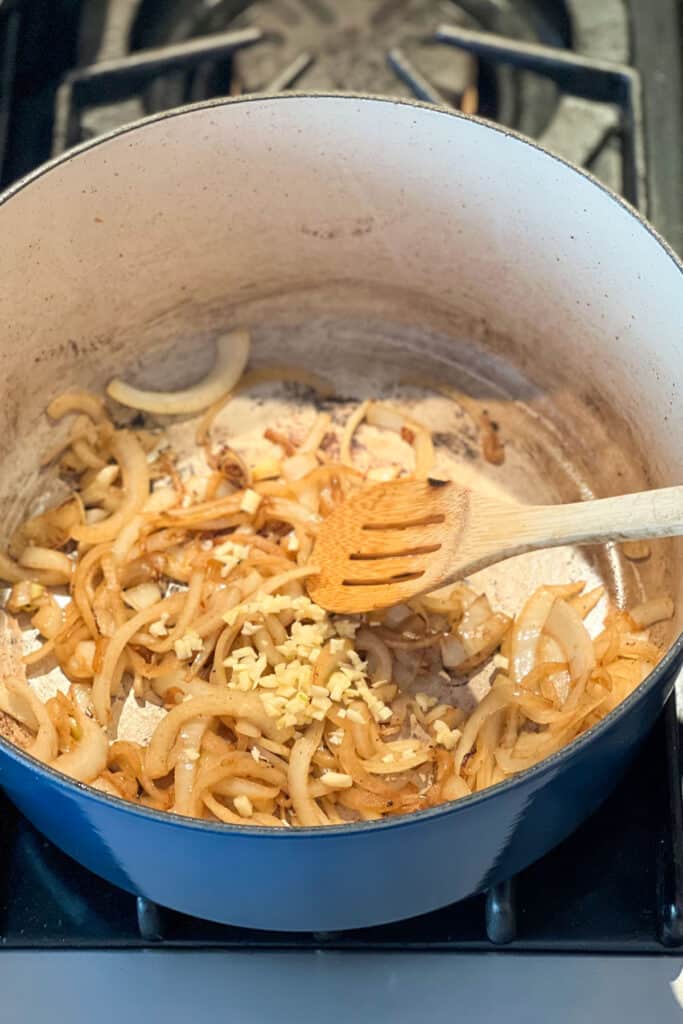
[0,94,681,670]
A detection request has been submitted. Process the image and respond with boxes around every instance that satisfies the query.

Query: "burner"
[130,0,572,136]
[59,1,633,199]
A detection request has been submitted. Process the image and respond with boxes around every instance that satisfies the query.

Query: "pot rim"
[1,90,682,840]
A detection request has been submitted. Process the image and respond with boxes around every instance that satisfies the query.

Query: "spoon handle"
[504,485,683,553]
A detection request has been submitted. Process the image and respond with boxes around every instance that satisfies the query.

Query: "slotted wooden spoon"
[307,477,683,613]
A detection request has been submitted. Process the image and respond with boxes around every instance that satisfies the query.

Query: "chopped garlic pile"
[221,594,393,731]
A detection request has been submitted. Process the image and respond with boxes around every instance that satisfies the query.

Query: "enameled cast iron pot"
[0,94,682,932]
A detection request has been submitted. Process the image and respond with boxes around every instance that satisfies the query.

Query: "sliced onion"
[91,774,123,797]
[420,583,470,617]
[92,592,186,724]
[146,692,285,778]
[18,546,73,581]
[80,465,120,506]
[0,613,39,730]
[288,720,328,826]
[340,400,370,467]
[365,402,434,478]
[440,593,510,672]
[299,412,331,454]
[0,684,39,731]
[622,540,651,561]
[107,329,250,415]
[375,628,442,651]
[453,682,514,774]
[569,586,605,620]
[440,773,471,801]
[391,648,420,688]
[479,409,505,466]
[440,633,466,668]
[85,508,109,524]
[458,594,493,639]
[5,675,58,763]
[172,716,210,816]
[47,390,107,424]
[31,602,64,641]
[112,514,144,564]
[544,598,595,686]
[51,705,108,783]
[629,596,674,629]
[380,604,412,629]
[537,633,565,665]
[213,777,281,801]
[510,587,556,685]
[143,487,179,514]
[122,582,163,612]
[282,453,319,481]
[193,753,285,818]
[71,431,150,545]
[365,403,404,432]
[10,495,83,556]
[461,612,511,659]
[354,627,393,683]
[361,750,431,774]
[411,426,435,479]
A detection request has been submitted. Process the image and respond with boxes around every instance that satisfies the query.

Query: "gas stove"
[2,0,682,251]
[1,0,683,965]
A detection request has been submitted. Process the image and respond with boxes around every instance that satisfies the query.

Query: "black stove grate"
[0,0,683,952]
[49,23,647,204]
[0,0,20,179]
[435,24,646,214]
[2,1,681,248]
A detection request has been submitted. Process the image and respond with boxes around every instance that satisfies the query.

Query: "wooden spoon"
[308,477,683,613]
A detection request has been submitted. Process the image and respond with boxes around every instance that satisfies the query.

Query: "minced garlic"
[320,771,353,789]
[433,719,462,751]
[415,692,438,714]
[149,613,170,638]
[7,580,45,613]
[252,458,282,482]
[345,708,366,726]
[212,539,250,578]
[286,531,299,553]
[239,489,262,514]
[173,630,203,660]
[220,594,391,730]
[234,795,254,818]
[333,617,360,639]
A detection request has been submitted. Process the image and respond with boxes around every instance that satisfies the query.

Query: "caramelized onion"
[544,598,595,687]
[288,720,328,826]
[107,330,250,415]
[51,704,108,783]
[510,588,556,685]
[71,431,150,545]
[0,385,670,829]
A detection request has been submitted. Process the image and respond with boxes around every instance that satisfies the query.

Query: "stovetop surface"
[0,0,682,953]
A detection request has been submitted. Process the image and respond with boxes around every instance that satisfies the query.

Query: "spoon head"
[307,478,469,613]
